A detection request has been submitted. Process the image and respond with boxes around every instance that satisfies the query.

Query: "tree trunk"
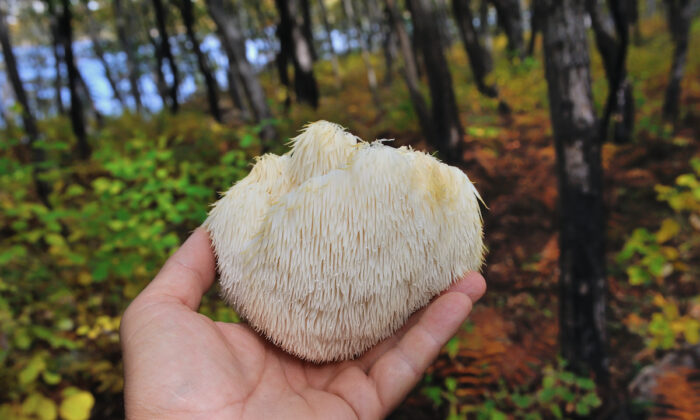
[152,0,180,113]
[527,0,544,55]
[85,9,126,108]
[45,0,65,115]
[114,0,143,112]
[0,5,51,206]
[59,0,90,159]
[452,0,497,97]
[343,0,381,108]
[318,0,342,87]
[662,0,692,122]
[178,0,222,122]
[382,4,397,87]
[407,0,465,162]
[479,0,493,52]
[206,0,276,142]
[490,0,525,58]
[586,0,634,143]
[541,0,608,383]
[385,0,433,142]
[275,0,320,108]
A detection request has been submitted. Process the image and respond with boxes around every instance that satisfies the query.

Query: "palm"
[121,229,485,420]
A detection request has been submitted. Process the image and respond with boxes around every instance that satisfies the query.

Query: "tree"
[177,0,222,122]
[0,3,51,206]
[381,3,397,86]
[407,0,465,163]
[58,0,90,159]
[662,0,692,122]
[490,0,525,58]
[44,0,65,114]
[585,0,634,143]
[541,0,608,382]
[317,0,342,86]
[385,0,433,143]
[342,0,380,108]
[206,0,276,142]
[275,0,320,108]
[114,0,143,112]
[452,0,497,98]
[151,0,180,113]
[84,6,125,109]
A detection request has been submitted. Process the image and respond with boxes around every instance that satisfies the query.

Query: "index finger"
[138,227,217,310]
[369,277,478,415]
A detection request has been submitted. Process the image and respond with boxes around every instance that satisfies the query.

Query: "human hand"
[120,228,486,420]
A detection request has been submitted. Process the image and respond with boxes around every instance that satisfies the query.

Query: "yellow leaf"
[77,272,92,286]
[59,391,94,420]
[652,293,666,308]
[684,319,699,344]
[656,219,680,244]
[22,394,56,420]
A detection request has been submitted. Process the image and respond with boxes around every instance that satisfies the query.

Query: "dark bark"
[45,0,65,114]
[586,0,634,143]
[85,9,125,108]
[114,0,143,112]
[541,0,608,382]
[206,0,276,142]
[385,0,433,142]
[452,0,497,97]
[381,4,397,86]
[490,0,525,58]
[178,0,222,122]
[407,0,465,162]
[144,24,171,110]
[152,0,180,113]
[317,0,342,86]
[342,0,381,108]
[527,0,545,56]
[662,0,692,121]
[275,0,320,108]
[59,0,91,159]
[0,5,51,206]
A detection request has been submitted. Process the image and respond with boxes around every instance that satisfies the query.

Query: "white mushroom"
[204,121,485,363]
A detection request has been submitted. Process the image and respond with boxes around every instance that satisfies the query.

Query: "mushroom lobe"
[204,121,484,362]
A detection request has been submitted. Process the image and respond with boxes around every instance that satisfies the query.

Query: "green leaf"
[549,403,563,419]
[576,402,591,416]
[19,354,46,386]
[421,386,443,407]
[445,377,458,393]
[42,370,62,386]
[240,133,255,148]
[512,393,533,409]
[575,377,596,391]
[627,266,651,285]
[445,337,460,358]
[559,371,575,384]
[59,391,94,420]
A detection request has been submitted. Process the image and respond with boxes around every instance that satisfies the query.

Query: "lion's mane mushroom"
[204,121,485,363]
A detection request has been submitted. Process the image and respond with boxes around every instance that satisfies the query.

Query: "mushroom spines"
[205,121,485,362]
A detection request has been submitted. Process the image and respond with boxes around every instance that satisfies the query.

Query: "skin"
[120,228,486,420]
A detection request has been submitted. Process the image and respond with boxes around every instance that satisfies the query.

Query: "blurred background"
[0,0,698,419]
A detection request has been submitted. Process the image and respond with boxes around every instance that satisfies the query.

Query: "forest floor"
[1,15,698,420]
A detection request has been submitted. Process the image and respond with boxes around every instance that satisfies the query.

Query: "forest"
[0,0,698,419]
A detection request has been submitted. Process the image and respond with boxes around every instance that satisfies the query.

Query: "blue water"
[0,27,357,124]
